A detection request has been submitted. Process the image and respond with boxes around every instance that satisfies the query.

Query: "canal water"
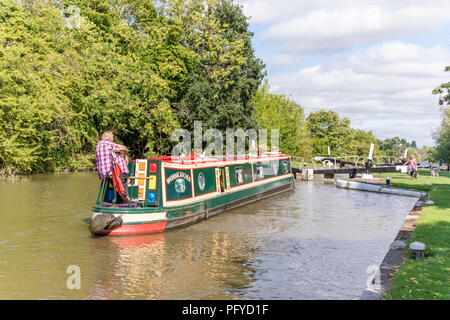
[0,172,417,300]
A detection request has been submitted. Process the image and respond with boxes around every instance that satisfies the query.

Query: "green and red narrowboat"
[90,152,294,236]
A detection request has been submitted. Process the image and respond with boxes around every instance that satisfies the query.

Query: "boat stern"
[90,209,167,236]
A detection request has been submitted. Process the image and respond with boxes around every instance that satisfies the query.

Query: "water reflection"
[86,234,166,299]
[84,231,259,300]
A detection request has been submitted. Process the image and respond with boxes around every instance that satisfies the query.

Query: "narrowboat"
[90,152,294,236]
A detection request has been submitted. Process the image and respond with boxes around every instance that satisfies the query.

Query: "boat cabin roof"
[143,152,290,165]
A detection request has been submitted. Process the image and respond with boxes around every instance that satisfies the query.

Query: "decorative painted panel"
[193,167,217,196]
[165,168,192,201]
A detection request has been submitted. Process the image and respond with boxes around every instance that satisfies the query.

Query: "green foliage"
[432,66,450,106]
[0,0,264,174]
[253,81,308,157]
[432,107,450,163]
[432,66,450,163]
[306,109,380,158]
[0,1,81,173]
[378,136,411,159]
[173,0,265,132]
[306,110,351,156]
[417,146,438,163]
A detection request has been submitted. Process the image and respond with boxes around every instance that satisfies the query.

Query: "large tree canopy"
[253,81,308,157]
[306,110,381,158]
[173,0,265,132]
[0,0,264,174]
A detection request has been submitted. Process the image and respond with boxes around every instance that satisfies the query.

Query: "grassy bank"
[374,169,450,300]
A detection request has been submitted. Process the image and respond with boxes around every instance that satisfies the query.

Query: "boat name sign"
[166,171,192,185]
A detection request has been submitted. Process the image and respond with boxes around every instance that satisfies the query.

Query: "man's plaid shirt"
[95,140,129,180]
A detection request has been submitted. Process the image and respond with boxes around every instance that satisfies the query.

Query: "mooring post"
[386,177,391,186]
[410,242,426,259]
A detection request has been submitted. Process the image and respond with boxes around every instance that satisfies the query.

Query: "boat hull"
[91,175,294,236]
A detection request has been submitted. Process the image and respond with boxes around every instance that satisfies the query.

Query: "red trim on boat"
[149,154,290,165]
[106,233,165,248]
[96,221,167,236]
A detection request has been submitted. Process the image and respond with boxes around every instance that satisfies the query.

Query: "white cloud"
[238,0,450,52]
[235,0,450,146]
[262,53,303,72]
[237,0,303,24]
[267,42,450,146]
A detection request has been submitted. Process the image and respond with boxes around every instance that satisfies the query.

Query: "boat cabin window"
[235,167,244,184]
[244,166,252,181]
[282,161,289,173]
[256,165,264,180]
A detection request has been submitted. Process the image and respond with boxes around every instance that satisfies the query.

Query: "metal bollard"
[410,242,426,259]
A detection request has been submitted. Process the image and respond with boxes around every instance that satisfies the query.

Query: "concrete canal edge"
[334,179,430,300]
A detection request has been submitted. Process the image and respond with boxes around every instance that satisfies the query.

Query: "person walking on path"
[96,131,130,203]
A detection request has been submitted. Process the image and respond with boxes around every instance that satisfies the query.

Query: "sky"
[236,0,450,147]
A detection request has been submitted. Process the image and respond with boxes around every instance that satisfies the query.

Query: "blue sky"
[236,0,450,147]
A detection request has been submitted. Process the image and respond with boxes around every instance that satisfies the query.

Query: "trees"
[432,108,450,163]
[305,110,381,158]
[348,129,379,159]
[433,66,450,105]
[253,81,308,157]
[0,0,264,174]
[173,0,265,133]
[378,137,410,159]
[0,1,84,173]
[432,66,450,163]
[306,110,353,156]
[417,146,437,163]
